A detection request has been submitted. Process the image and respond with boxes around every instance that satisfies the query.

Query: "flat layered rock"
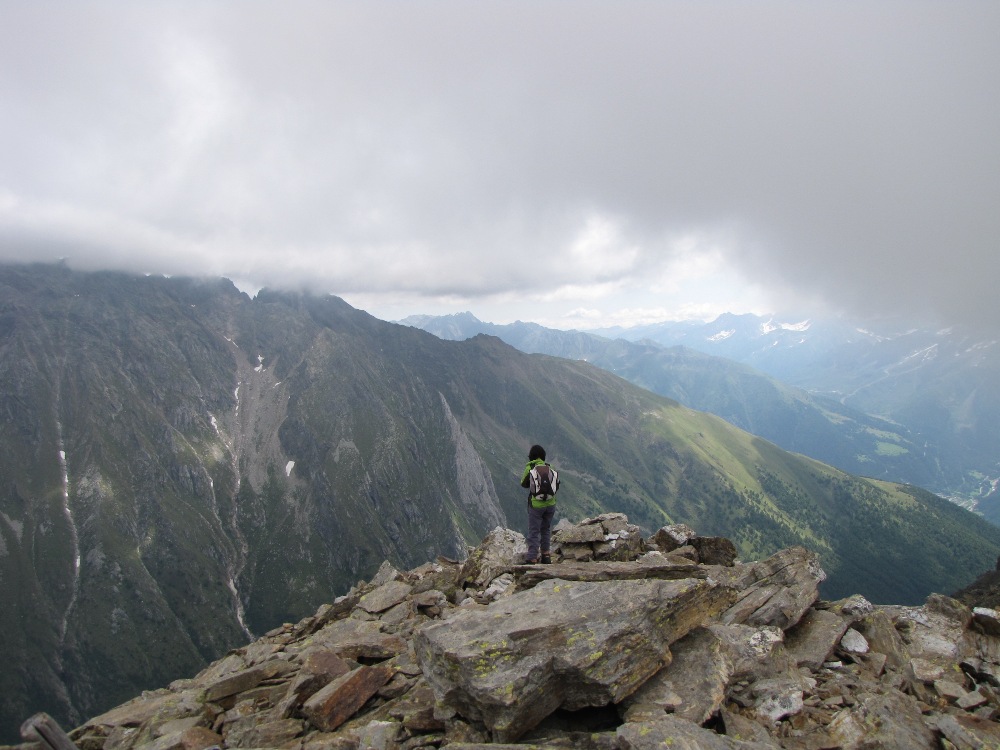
[307,618,407,661]
[828,690,937,749]
[719,546,826,630]
[357,580,414,614]
[79,689,205,732]
[202,659,295,702]
[301,665,396,732]
[621,626,733,725]
[142,726,222,750]
[516,558,705,588]
[784,608,850,669]
[618,715,779,749]
[553,524,606,544]
[415,576,737,742]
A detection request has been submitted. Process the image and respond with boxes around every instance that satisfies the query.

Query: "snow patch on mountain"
[55,420,81,645]
[855,328,889,341]
[963,340,998,357]
[0,511,23,543]
[901,344,940,366]
[708,329,735,342]
[781,320,811,332]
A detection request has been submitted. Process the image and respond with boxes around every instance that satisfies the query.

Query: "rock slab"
[415,576,738,741]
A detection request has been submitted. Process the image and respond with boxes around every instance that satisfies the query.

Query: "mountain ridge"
[401,310,1000,514]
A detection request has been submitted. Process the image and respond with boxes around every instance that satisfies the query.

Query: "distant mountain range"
[401,312,1000,520]
[2,263,999,741]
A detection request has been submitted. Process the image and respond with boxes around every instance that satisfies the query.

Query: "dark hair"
[528,444,546,461]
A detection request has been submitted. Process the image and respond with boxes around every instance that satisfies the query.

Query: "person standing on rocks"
[520,444,559,564]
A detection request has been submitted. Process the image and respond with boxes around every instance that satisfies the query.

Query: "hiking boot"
[523,555,539,564]
[540,553,552,564]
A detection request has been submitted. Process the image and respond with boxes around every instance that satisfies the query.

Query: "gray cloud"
[1,2,997,331]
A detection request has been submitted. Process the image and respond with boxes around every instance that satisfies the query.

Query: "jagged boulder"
[301,664,395,732]
[621,626,734,725]
[621,622,791,727]
[648,524,738,567]
[783,607,852,669]
[414,576,738,741]
[691,535,739,567]
[719,546,826,629]
[459,527,527,588]
[552,513,645,562]
[828,690,937,749]
[650,523,698,551]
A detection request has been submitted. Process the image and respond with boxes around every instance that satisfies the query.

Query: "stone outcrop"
[414,576,737,741]
[11,515,1000,750]
[552,513,646,562]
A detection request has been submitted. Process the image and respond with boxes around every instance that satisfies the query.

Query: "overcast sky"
[1,2,997,332]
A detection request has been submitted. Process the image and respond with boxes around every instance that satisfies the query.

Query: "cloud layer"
[1,2,997,331]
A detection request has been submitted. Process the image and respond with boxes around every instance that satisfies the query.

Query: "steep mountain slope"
[2,263,999,742]
[400,313,941,493]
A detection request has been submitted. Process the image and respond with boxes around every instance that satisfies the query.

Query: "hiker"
[520,444,559,564]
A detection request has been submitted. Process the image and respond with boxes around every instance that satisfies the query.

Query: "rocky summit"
[12,514,1000,750]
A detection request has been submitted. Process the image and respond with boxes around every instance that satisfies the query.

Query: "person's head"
[528,444,546,461]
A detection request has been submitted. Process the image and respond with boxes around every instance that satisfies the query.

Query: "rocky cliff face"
[13,515,1000,750]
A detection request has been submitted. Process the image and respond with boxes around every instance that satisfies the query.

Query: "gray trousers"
[526,503,555,558]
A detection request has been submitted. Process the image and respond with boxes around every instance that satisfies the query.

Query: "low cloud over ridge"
[1,2,997,332]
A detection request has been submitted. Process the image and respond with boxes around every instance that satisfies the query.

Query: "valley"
[404,311,1000,517]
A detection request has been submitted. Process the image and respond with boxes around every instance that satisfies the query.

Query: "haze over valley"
[404,310,1000,519]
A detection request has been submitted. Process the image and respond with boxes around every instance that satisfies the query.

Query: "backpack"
[528,463,559,501]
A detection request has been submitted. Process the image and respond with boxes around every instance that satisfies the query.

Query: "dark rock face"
[954,565,1000,610]
[11,516,999,750]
